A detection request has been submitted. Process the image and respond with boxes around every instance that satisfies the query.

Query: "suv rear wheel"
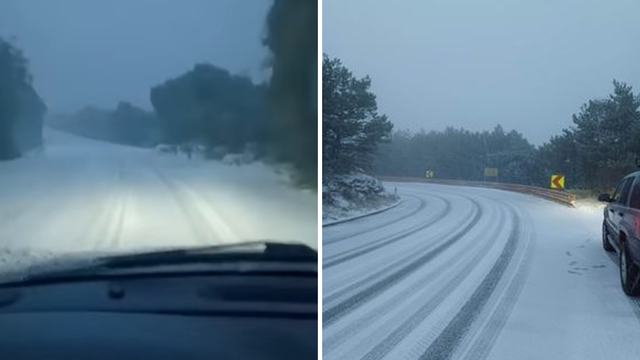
[603,222,614,252]
[620,243,640,296]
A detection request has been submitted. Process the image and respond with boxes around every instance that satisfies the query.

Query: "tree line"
[150,63,268,153]
[539,80,640,189]
[323,52,640,191]
[264,0,317,186]
[148,0,317,186]
[55,65,266,152]
[373,125,543,185]
[372,80,640,190]
[51,102,159,147]
[54,0,318,187]
[0,36,45,160]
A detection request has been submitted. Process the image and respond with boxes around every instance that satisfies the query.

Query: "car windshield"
[0,0,317,274]
[322,1,640,359]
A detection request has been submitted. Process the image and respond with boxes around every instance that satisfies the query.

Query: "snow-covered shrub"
[205,146,228,160]
[323,173,398,221]
[323,174,386,204]
[156,144,177,154]
[221,153,256,166]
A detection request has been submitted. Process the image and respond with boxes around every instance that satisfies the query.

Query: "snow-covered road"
[323,181,640,360]
[0,129,317,258]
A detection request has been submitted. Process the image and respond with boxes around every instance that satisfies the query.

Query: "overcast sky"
[324,0,640,145]
[0,0,271,112]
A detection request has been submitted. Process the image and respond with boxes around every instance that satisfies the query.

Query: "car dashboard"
[0,272,317,360]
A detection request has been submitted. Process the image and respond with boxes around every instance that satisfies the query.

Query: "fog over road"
[323,182,640,360]
[0,129,317,258]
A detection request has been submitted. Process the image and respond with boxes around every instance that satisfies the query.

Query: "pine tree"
[323,54,392,177]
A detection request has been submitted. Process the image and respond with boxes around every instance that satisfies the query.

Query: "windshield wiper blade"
[0,242,316,287]
[97,241,316,269]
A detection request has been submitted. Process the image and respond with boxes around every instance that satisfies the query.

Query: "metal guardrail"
[376,176,577,207]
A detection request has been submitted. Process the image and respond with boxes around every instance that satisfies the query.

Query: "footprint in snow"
[568,270,582,275]
[592,264,606,269]
[569,261,577,266]
[577,245,585,249]
[566,251,572,257]
[574,267,589,271]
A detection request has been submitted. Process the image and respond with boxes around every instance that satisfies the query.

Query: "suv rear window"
[630,178,640,209]
[615,177,634,205]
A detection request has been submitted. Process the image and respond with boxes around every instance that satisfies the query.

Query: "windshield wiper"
[0,242,316,287]
[98,241,317,268]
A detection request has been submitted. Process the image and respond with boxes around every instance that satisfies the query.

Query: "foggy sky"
[0,0,271,112]
[323,0,640,145]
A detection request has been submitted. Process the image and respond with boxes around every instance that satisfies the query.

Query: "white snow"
[323,173,397,223]
[221,152,255,166]
[0,128,316,269]
[323,181,640,360]
[323,200,401,227]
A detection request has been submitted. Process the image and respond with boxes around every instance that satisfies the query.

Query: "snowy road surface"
[0,129,316,260]
[323,181,640,360]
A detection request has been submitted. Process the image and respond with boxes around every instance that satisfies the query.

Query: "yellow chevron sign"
[551,174,565,189]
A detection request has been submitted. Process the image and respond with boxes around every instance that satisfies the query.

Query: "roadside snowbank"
[323,173,398,224]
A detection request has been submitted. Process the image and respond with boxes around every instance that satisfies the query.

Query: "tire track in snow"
[107,162,128,249]
[82,163,127,250]
[417,203,523,360]
[150,165,219,245]
[167,176,240,243]
[323,194,476,307]
[107,187,128,250]
[323,197,483,327]
[458,205,534,360]
[323,194,473,308]
[348,199,507,360]
[324,194,428,246]
[322,198,505,358]
[82,188,121,250]
[323,195,451,269]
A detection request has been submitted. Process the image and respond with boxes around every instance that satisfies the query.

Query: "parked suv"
[599,172,640,296]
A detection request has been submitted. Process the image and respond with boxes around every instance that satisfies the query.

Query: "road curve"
[323,181,640,360]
